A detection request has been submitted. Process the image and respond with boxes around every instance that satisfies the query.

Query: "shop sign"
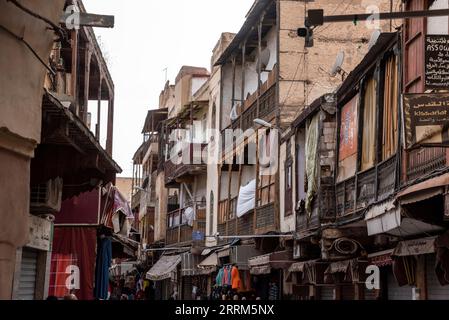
[27,215,52,251]
[403,93,449,149]
[425,35,449,90]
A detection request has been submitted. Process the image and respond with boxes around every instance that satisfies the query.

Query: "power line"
[0,24,56,76]
[6,0,66,40]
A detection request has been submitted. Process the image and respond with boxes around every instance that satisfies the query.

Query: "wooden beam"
[246,40,267,48]
[61,13,115,28]
[262,18,276,26]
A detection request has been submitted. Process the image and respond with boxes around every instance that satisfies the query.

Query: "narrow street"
[2,0,449,305]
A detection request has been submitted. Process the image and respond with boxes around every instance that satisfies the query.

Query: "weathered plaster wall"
[0,0,65,300]
[278,0,400,126]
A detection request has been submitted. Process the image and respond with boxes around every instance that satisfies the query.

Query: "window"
[382,55,399,160]
[285,159,293,216]
[337,95,359,182]
[295,129,306,205]
[361,76,377,171]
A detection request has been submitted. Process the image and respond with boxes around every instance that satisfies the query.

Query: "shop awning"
[197,253,219,275]
[368,249,394,267]
[146,254,181,281]
[325,260,351,275]
[287,260,327,284]
[288,262,306,273]
[324,259,369,283]
[392,236,437,257]
[397,173,449,201]
[365,199,444,237]
[248,251,293,275]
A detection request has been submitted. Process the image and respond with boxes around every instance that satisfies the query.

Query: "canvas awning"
[248,251,293,275]
[368,249,394,267]
[325,260,351,275]
[324,259,369,284]
[197,253,219,275]
[288,262,306,273]
[365,199,444,237]
[146,255,181,281]
[392,236,437,257]
[397,173,449,201]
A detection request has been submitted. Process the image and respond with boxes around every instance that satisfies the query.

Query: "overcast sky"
[83,0,255,177]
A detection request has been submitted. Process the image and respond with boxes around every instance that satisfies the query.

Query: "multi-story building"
[283,0,449,300]
[0,0,66,300]
[211,0,395,298]
[1,0,125,300]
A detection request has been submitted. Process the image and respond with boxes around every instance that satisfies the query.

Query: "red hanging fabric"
[49,227,97,300]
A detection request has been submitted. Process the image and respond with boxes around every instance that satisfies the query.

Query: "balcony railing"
[336,155,398,219]
[164,143,207,185]
[166,204,206,246]
[217,199,276,238]
[406,147,447,181]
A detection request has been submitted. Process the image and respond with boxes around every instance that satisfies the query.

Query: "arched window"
[209,191,214,236]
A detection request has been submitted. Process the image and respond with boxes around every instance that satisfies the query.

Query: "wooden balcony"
[221,76,277,158]
[164,143,207,186]
[217,199,276,240]
[406,147,447,181]
[166,206,206,246]
[336,155,398,219]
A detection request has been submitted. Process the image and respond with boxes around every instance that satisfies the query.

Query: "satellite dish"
[330,50,345,77]
[258,48,271,70]
[368,29,381,50]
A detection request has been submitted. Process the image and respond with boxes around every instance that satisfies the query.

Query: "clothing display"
[231,266,241,290]
[215,267,224,287]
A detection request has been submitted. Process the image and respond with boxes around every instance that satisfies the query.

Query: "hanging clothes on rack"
[226,265,233,286]
[231,266,242,291]
[223,266,230,286]
[216,267,224,287]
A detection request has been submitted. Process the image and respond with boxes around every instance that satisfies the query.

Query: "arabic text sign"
[403,93,449,149]
[425,35,449,90]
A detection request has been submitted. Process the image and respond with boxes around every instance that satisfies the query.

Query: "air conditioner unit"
[30,178,63,213]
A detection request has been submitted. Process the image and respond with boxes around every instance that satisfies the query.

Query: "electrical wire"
[280,53,305,108]
[6,0,66,40]
[0,23,56,76]
[314,0,354,36]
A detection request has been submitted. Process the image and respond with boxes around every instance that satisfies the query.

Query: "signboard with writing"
[403,93,449,149]
[425,35,449,90]
[27,215,53,251]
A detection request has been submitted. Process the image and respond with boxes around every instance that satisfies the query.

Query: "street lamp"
[133,186,149,193]
[253,118,277,129]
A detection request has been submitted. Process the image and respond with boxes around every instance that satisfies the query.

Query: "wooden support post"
[241,41,246,116]
[106,97,114,155]
[231,56,236,112]
[83,43,92,124]
[334,285,341,300]
[96,77,102,139]
[226,163,232,236]
[236,163,243,234]
[257,14,265,117]
[71,29,79,115]
[254,129,259,232]
[416,255,427,300]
